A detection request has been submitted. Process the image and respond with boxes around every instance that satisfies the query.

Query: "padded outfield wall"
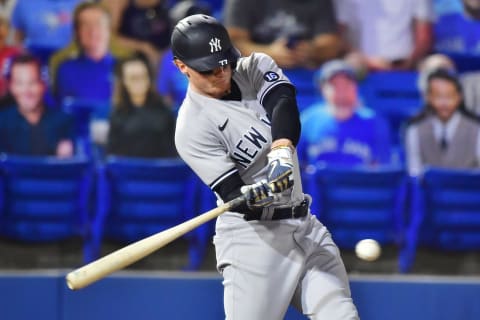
[1,271,479,320]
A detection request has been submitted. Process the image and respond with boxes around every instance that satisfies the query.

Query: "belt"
[244,199,309,221]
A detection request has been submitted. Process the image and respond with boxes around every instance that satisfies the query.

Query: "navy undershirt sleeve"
[262,84,301,146]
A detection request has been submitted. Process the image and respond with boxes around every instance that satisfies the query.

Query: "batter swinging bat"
[66,195,246,290]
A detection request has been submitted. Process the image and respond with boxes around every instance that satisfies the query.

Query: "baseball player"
[172,14,359,320]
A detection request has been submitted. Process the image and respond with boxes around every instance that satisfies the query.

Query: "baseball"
[355,239,381,261]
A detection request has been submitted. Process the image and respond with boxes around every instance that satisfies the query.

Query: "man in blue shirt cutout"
[434,0,480,56]
[0,54,74,157]
[298,59,392,167]
[55,2,115,119]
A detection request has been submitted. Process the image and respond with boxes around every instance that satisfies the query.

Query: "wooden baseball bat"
[66,196,245,290]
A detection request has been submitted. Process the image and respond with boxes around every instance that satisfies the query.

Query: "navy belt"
[244,199,309,221]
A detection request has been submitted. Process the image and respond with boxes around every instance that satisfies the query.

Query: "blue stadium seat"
[92,157,209,270]
[407,168,480,264]
[303,165,411,272]
[447,53,480,73]
[0,155,94,262]
[359,71,422,148]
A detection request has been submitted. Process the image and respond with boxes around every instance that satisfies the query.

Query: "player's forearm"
[263,85,301,146]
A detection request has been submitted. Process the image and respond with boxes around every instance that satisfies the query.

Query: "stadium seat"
[406,168,480,270]
[359,71,422,148]
[91,157,209,270]
[0,155,94,262]
[447,53,480,73]
[303,165,411,272]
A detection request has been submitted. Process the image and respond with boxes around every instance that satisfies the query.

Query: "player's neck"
[220,80,241,101]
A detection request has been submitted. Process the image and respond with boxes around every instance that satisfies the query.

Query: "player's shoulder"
[175,92,219,137]
[236,52,280,78]
[235,52,289,92]
[239,52,274,63]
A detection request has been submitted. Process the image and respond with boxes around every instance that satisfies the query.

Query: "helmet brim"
[181,46,241,72]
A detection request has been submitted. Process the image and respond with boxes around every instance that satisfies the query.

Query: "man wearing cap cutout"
[298,59,393,167]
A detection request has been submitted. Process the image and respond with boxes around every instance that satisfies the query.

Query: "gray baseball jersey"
[175,53,359,320]
[175,52,304,210]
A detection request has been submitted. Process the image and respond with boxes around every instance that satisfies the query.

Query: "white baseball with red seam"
[355,239,381,261]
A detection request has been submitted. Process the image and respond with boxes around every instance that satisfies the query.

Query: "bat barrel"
[65,196,245,290]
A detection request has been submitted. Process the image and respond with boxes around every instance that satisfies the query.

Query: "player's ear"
[174,59,189,76]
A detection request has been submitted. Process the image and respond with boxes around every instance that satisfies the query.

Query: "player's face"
[427,78,462,122]
[175,60,232,99]
[9,63,45,112]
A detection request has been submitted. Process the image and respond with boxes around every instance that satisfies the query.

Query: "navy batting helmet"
[171,14,240,72]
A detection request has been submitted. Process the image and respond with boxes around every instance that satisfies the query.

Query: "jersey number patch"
[263,71,279,82]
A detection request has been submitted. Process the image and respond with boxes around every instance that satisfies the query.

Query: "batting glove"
[266,145,294,193]
[241,181,275,211]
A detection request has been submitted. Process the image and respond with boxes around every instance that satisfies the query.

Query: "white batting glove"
[240,180,275,210]
[266,145,294,193]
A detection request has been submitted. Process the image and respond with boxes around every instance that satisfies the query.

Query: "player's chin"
[210,84,231,98]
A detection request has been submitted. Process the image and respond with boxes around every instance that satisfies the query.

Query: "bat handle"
[226,194,246,211]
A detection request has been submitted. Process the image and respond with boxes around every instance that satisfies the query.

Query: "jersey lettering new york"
[232,126,269,168]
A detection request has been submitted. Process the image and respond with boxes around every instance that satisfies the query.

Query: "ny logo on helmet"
[209,37,222,53]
